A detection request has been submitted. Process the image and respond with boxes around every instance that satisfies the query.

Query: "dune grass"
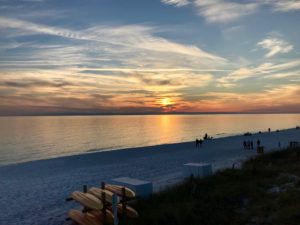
[129,148,300,225]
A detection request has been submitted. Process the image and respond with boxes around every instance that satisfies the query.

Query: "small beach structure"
[183,162,213,178]
[111,177,153,198]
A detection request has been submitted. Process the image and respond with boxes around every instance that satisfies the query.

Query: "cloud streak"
[0,16,225,60]
[161,0,300,23]
[0,16,81,39]
[0,16,227,73]
[161,0,259,23]
[266,0,300,12]
[257,37,293,58]
[217,60,300,87]
[179,84,300,113]
[161,0,190,7]
[193,0,258,23]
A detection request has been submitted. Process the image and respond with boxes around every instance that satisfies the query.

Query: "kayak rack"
[65,181,138,225]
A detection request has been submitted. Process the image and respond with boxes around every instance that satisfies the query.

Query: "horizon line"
[1,111,300,117]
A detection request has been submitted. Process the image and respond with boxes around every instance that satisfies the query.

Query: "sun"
[160,97,173,107]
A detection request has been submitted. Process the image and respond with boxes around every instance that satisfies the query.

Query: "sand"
[0,128,299,225]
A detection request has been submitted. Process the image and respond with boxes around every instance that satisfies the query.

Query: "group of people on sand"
[203,133,213,140]
[195,138,203,148]
[243,139,261,150]
[195,133,213,148]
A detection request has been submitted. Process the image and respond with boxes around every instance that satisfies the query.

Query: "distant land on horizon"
[1,111,300,117]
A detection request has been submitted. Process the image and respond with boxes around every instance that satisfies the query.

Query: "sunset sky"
[0,0,300,115]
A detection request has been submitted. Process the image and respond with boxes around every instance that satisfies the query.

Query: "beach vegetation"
[130,148,300,225]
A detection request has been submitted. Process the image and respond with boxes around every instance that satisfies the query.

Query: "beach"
[0,128,299,225]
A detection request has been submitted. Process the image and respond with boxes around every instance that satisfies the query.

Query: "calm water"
[0,114,299,166]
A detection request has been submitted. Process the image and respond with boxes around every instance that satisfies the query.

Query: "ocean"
[0,114,299,166]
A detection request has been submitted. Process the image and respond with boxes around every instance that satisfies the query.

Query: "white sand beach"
[0,128,299,225]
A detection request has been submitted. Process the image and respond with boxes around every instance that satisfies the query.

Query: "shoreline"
[0,130,241,167]
[0,131,239,168]
[0,127,299,225]
[0,128,286,168]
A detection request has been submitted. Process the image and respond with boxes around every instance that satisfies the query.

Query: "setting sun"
[161,97,173,106]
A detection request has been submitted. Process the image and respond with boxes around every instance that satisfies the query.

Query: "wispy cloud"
[0,16,82,39]
[218,68,253,87]
[263,71,300,79]
[21,0,45,2]
[161,0,190,7]
[265,0,300,12]
[217,60,300,87]
[193,0,258,23]
[161,0,300,23]
[161,0,259,23]
[257,36,293,58]
[0,16,228,76]
[180,84,300,113]
[83,25,226,62]
[257,60,300,72]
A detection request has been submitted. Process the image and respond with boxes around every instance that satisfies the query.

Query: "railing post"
[122,187,127,224]
[101,182,107,225]
[112,194,118,225]
[83,185,87,213]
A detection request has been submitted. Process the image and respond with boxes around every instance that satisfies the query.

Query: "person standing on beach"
[199,139,203,147]
[243,141,247,149]
[196,139,199,148]
[257,139,261,147]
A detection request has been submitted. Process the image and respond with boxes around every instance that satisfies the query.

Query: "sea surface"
[0,114,299,166]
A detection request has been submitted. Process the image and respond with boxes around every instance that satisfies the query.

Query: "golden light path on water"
[0,114,300,166]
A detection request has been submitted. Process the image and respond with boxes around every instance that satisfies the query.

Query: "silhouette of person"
[250,141,253,149]
[243,141,247,149]
[196,139,199,148]
[257,139,261,147]
[204,133,208,140]
[199,139,203,147]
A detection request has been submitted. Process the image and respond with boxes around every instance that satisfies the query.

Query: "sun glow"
[161,97,173,106]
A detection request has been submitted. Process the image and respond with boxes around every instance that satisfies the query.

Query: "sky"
[0,0,300,115]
